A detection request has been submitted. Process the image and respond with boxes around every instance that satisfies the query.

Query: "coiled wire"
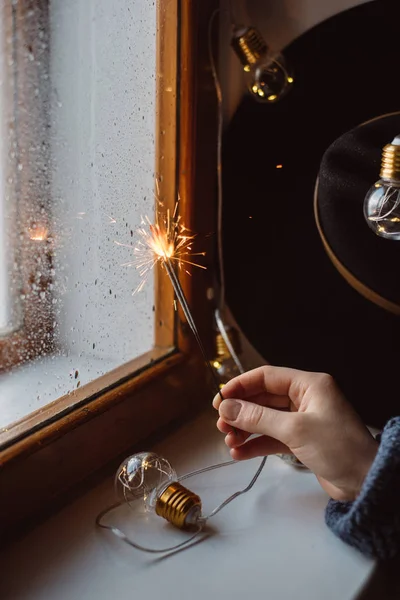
[96,456,267,554]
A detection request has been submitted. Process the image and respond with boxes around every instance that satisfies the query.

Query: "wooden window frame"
[0,0,219,544]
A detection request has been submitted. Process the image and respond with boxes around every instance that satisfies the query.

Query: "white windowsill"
[0,352,127,429]
[1,409,374,600]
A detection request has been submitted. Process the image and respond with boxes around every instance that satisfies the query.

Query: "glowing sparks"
[115,201,206,294]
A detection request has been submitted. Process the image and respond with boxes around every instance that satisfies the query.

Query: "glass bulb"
[116,451,177,512]
[212,329,242,386]
[246,53,292,103]
[364,135,400,239]
[364,180,400,239]
[231,26,293,104]
[214,356,241,385]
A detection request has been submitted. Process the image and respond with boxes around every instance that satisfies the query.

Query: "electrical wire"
[208,9,226,312]
[208,11,246,376]
[96,456,267,554]
[96,502,205,555]
[199,456,267,521]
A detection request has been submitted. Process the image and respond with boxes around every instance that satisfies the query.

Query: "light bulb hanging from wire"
[364,134,400,239]
[231,25,293,103]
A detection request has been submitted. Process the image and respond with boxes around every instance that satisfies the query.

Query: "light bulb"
[364,135,400,240]
[115,452,202,529]
[231,26,293,103]
[213,327,242,386]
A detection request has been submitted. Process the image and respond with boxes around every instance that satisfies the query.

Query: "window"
[1,0,218,542]
[0,0,166,434]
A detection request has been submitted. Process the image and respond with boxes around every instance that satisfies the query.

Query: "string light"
[230,25,293,104]
[96,452,267,554]
[364,134,400,239]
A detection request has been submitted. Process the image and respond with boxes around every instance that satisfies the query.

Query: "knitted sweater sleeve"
[325,417,400,560]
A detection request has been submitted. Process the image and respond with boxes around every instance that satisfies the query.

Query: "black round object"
[222,0,400,427]
[317,113,400,311]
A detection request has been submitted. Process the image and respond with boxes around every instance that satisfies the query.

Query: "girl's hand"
[214,366,378,501]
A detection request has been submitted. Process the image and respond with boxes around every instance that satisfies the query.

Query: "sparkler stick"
[164,257,223,401]
[118,201,223,402]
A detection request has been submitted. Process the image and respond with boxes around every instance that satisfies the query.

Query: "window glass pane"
[0,0,169,436]
[0,13,20,337]
[0,190,13,335]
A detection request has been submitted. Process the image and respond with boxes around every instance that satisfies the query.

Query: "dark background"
[223,0,400,428]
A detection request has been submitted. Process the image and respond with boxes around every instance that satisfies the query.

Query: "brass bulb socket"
[380,142,400,181]
[231,26,268,68]
[215,327,241,361]
[155,482,202,530]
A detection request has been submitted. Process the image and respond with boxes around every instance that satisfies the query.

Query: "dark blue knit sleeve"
[325,417,400,560]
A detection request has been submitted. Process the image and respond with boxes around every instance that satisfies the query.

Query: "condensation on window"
[0,0,159,430]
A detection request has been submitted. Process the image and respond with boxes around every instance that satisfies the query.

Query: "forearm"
[325,417,400,560]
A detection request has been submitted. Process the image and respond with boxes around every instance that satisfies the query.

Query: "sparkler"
[116,202,223,400]
[116,202,205,293]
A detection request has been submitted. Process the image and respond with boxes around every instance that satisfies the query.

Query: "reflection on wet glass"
[0,0,159,432]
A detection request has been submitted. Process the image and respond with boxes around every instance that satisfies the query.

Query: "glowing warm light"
[244,65,251,72]
[287,77,294,83]
[116,198,206,294]
[276,164,283,169]
[257,89,265,97]
[252,84,258,94]
[267,94,277,101]
[29,225,48,241]
[212,360,222,369]
[147,223,174,259]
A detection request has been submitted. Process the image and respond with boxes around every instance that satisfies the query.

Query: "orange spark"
[115,200,206,294]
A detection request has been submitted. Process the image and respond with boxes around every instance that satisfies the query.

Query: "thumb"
[219,399,292,442]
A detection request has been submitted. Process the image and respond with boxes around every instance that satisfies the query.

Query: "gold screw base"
[380,141,400,181]
[215,326,241,361]
[155,482,202,530]
[231,26,268,68]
